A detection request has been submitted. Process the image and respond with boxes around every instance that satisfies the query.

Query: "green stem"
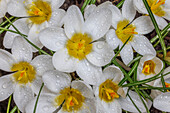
[0,16,15,27]
[157,46,170,53]
[150,23,170,43]
[33,83,44,113]
[116,0,125,8]
[7,95,12,113]
[10,106,17,113]
[81,0,91,13]
[90,0,96,4]
[143,0,166,58]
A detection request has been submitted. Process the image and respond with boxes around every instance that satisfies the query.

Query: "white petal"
[3,18,29,49]
[153,92,170,112]
[42,70,71,93]
[132,16,154,34]
[64,5,84,38]
[14,84,34,112]
[103,65,123,83]
[154,15,168,30]
[108,99,122,113]
[52,48,78,72]
[98,2,122,29]
[0,0,7,18]
[120,43,133,65]
[163,8,170,21]
[48,9,66,27]
[71,80,94,99]
[122,0,136,22]
[86,41,114,66]
[106,29,120,50]
[119,91,148,112]
[0,49,15,71]
[31,55,54,76]
[84,8,112,41]
[76,59,103,85]
[25,94,57,113]
[31,76,51,95]
[84,4,96,20]
[27,24,43,52]
[39,27,67,51]
[152,57,163,74]
[133,0,148,14]
[131,35,156,56]
[0,74,14,101]
[51,0,65,9]
[78,98,96,113]
[163,67,170,80]
[7,0,28,17]
[12,36,33,62]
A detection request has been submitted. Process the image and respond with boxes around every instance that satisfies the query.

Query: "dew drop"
[2,83,8,89]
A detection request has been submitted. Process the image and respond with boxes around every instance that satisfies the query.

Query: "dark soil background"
[0,0,169,113]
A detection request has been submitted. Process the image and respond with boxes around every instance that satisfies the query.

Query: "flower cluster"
[0,0,169,113]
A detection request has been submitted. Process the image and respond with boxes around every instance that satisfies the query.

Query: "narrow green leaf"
[81,0,91,13]
[116,0,125,8]
[7,95,12,113]
[10,106,17,113]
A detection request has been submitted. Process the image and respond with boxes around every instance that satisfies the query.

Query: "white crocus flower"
[133,0,170,30]
[39,5,114,85]
[4,0,65,51]
[153,67,170,112]
[94,65,150,113]
[25,70,96,113]
[0,36,54,112]
[102,0,156,65]
[137,54,163,85]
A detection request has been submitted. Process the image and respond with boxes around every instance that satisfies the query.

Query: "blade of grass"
[116,0,125,8]
[127,55,142,67]
[90,0,96,4]
[33,83,44,113]
[81,0,91,13]
[160,73,166,92]
[0,16,15,27]
[7,95,12,113]
[150,23,170,43]
[143,0,166,58]
[10,106,17,113]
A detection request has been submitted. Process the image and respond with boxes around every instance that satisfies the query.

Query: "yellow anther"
[18,71,25,80]
[142,60,155,75]
[151,0,165,10]
[122,28,138,34]
[142,65,150,74]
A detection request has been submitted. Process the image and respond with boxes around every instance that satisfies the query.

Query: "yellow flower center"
[99,79,119,102]
[66,33,93,60]
[11,62,36,84]
[27,0,52,24]
[55,87,85,112]
[142,60,156,75]
[147,0,166,16]
[116,20,138,44]
[165,82,170,92]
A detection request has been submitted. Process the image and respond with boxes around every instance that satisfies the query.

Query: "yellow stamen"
[151,0,165,10]
[142,60,156,75]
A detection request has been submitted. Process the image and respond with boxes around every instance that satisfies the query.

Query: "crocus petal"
[130,35,156,56]
[0,0,7,18]
[7,0,28,17]
[52,48,78,72]
[103,65,123,83]
[132,16,154,34]
[163,9,170,21]
[154,15,168,30]
[163,67,170,80]
[84,8,112,41]
[51,0,65,9]
[25,94,57,113]
[153,92,170,112]
[12,36,33,62]
[84,4,96,20]
[64,5,84,38]
[0,49,15,71]
[122,0,136,22]
[98,1,122,29]
[76,59,103,85]
[31,55,54,76]
[120,43,133,65]
[27,24,43,52]
[14,84,34,112]
[133,0,148,14]
[3,18,29,49]
[31,76,51,95]
[71,80,94,99]
[86,41,114,66]
[152,57,163,74]
[106,29,120,50]
[48,9,66,27]
[42,70,71,94]
[0,74,14,101]
[39,27,67,51]
[119,91,148,112]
